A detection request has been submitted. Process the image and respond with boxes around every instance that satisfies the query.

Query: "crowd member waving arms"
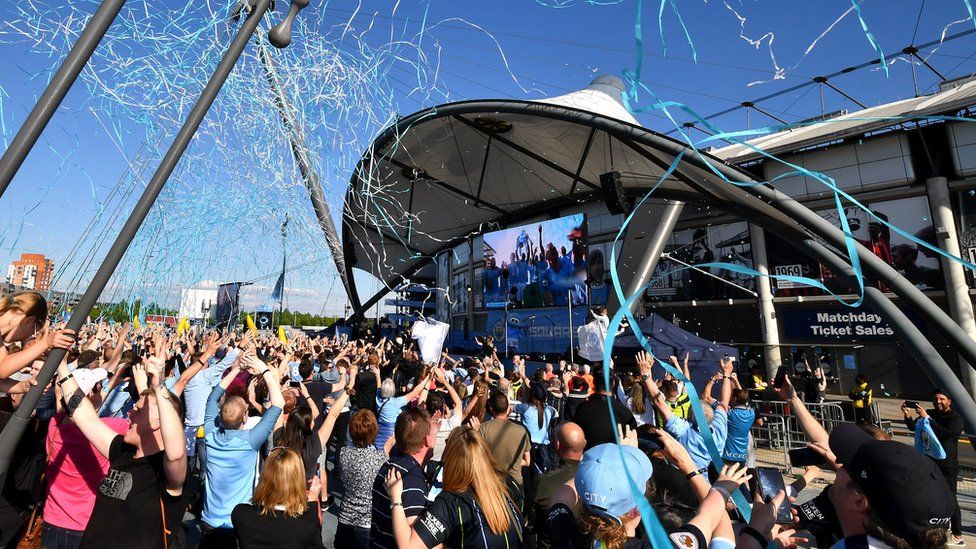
[56,342,188,548]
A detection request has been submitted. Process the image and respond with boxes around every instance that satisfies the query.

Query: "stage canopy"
[341,75,803,314]
[615,313,739,389]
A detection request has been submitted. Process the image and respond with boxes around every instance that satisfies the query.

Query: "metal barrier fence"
[749,399,891,475]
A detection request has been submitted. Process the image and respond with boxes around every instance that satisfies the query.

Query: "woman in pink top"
[43,368,127,548]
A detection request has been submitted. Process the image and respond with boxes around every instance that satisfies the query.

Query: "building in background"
[6,253,54,291]
[343,73,976,398]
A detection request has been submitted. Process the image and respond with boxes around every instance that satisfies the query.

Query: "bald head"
[555,422,586,460]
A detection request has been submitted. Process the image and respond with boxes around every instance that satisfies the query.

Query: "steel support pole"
[927,176,976,397]
[626,200,685,313]
[749,222,783,379]
[0,0,127,198]
[257,42,350,299]
[753,183,976,372]
[798,238,976,436]
[0,0,274,487]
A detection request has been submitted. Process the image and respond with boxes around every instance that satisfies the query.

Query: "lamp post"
[0,0,127,198]
[0,0,311,487]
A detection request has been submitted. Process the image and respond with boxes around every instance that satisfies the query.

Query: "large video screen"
[482,214,587,308]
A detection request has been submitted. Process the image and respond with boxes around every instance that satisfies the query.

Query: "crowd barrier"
[747,398,976,500]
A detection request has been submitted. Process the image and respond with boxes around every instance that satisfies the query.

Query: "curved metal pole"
[257,40,350,301]
[0,0,127,198]
[797,239,976,436]
[746,182,976,370]
[0,0,276,487]
[643,136,976,372]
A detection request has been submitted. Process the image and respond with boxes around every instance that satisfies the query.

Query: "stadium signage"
[781,308,911,341]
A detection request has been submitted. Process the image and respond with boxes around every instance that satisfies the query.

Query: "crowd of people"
[0,292,966,548]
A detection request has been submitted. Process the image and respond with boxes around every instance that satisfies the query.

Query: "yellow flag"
[277,325,288,345]
[245,314,258,335]
[133,316,141,331]
[177,317,187,335]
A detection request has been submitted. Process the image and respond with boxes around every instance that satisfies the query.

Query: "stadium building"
[341,73,976,398]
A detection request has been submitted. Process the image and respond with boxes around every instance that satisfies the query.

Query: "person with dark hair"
[802,363,828,404]
[425,367,464,483]
[518,383,558,477]
[276,367,357,481]
[479,390,532,487]
[572,367,637,450]
[903,388,965,545]
[848,373,874,425]
[370,407,437,548]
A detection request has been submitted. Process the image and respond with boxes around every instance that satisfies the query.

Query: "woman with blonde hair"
[385,425,524,548]
[231,447,324,548]
[0,291,74,377]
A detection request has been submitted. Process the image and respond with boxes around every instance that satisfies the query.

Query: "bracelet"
[685,470,700,480]
[710,485,732,503]
[739,526,768,548]
[391,502,403,509]
[57,373,74,386]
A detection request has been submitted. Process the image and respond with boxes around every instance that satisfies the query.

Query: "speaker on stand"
[600,170,631,215]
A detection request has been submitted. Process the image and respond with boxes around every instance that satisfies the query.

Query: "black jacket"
[907,408,963,473]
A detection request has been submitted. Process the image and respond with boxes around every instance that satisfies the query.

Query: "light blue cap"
[575,443,653,521]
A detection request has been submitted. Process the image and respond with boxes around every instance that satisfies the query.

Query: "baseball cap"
[575,443,653,521]
[74,367,108,395]
[829,425,954,538]
[568,375,589,398]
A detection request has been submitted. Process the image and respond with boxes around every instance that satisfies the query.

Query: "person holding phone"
[903,389,965,545]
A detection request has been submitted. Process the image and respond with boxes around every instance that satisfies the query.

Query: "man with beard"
[903,389,965,545]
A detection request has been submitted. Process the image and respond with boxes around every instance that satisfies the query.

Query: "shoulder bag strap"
[159,498,169,549]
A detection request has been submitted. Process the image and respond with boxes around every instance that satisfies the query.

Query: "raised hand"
[37,325,76,351]
[635,351,653,376]
[716,462,752,487]
[775,373,797,401]
[616,423,638,448]
[384,468,404,501]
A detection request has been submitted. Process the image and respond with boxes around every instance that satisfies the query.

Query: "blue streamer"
[850,0,888,77]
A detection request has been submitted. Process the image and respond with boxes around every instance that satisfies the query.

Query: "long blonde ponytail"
[441,426,515,535]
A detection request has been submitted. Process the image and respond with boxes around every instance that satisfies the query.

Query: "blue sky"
[0,0,974,316]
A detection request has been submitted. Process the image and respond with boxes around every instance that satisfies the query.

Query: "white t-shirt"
[626,397,656,427]
[432,413,462,462]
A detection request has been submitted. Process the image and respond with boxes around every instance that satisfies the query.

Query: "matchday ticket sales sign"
[781,308,923,342]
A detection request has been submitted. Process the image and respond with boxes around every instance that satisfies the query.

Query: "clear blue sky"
[0,0,973,315]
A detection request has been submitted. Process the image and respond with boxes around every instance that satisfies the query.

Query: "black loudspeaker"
[600,170,631,215]
[255,311,274,331]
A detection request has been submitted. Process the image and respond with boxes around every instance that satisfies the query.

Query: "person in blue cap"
[546,438,755,549]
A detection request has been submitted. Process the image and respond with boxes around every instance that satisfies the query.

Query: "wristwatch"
[640,373,652,381]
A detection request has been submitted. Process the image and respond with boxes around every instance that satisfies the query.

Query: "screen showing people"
[482,214,587,308]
